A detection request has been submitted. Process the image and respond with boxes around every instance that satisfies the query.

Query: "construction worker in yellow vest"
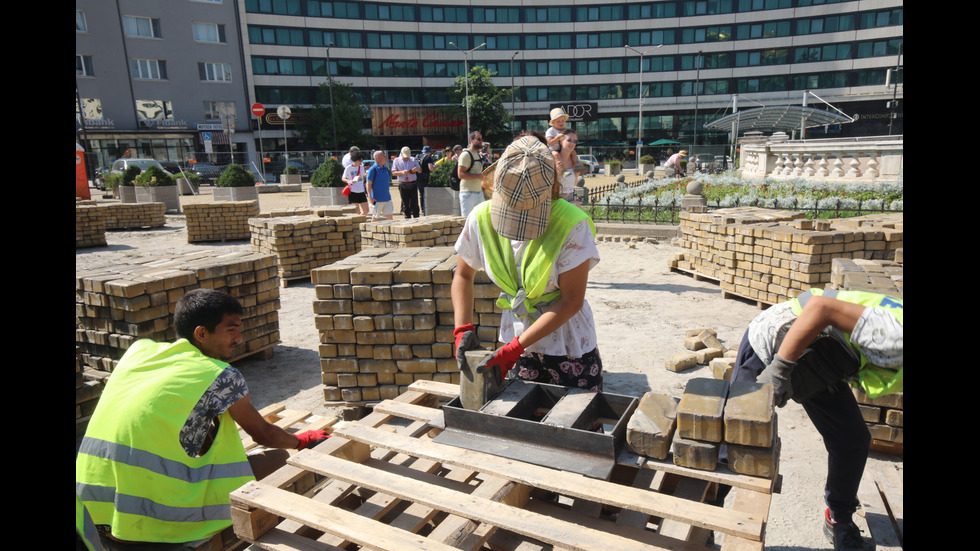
[731,288,902,551]
[76,289,330,545]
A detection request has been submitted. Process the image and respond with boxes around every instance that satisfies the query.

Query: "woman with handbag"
[342,151,369,215]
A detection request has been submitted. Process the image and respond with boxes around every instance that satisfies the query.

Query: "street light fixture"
[449,41,486,139]
[511,51,520,126]
[625,44,662,170]
[693,50,703,157]
[325,42,337,153]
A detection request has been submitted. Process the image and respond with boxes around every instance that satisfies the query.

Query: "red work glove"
[295,430,331,450]
[478,337,525,382]
[454,324,476,354]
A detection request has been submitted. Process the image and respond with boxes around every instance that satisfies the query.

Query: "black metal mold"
[433,380,639,480]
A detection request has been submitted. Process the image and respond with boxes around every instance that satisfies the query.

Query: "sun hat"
[490,136,556,241]
[400,146,412,158]
[421,145,431,153]
[679,150,688,156]
[549,108,569,125]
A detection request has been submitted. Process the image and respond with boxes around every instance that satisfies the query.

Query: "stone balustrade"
[739,135,902,183]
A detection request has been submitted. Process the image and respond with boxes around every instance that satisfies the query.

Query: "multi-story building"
[76,0,254,171]
[77,1,903,169]
[242,0,902,157]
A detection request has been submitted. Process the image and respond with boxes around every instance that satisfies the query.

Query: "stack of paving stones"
[828,252,903,298]
[854,387,903,454]
[249,213,366,281]
[76,346,107,438]
[312,246,502,403]
[76,204,107,248]
[665,328,738,378]
[672,207,904,305]
[101,202,167,230]
[184,201,260,243]
[75,250,281,373]
[627,378,778,478]
[360,216,465,248]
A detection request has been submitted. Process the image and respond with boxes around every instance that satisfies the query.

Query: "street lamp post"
[625,44,662,171]
[511,51,520,127]
[325,43,337,152]
[693,50,703,157]
[449,41,486,139]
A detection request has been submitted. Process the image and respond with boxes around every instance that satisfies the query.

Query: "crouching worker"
[76,289,329,546]
[733,288,902,551]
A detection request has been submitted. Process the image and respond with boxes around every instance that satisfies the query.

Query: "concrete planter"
[177,178,198,196]
[136,186,180,212]
[424,187,460,216]
[638,164,655,177]
[309,186,347,207]
[118,186,137,204]
[280,173,301,185]
[213,186,259,203]
[605,163,622,176]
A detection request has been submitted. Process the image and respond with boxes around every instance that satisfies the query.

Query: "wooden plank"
[640,455,776,494]
[615,468,665,530]
[231,481,461,551]
[719,487,770,551]
[373,399,443,425]
[857,465,903,551]
[874,464,903,541]
[331,423,764,541]
[289,451,672,551]
[657,476,711,545]
[404,379,460,399]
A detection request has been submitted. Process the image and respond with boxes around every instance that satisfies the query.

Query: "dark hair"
[174,289,243,343]
[350,151,364,162]
[518,130,548,146]
[469,130,483,141]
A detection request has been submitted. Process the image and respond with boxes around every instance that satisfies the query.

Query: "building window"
[199,62,232,82]
[204,101,236,122]
[193,22,226,43]
[131,59,167,80]
[77,55,95,77]
[76,10,87,32]
[123,16,162,38]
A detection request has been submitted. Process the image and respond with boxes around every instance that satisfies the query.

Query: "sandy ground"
[76,188,902,550]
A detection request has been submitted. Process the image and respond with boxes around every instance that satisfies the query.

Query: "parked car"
[159,160,181,176]
[578,155,601,174]
[188,162,225,184]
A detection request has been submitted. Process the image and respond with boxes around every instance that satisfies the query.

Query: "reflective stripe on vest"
[475,199,595,318]
[76,339,253,542]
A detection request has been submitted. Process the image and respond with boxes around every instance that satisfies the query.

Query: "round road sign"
[277,105,292,120]
[251,103,265,117]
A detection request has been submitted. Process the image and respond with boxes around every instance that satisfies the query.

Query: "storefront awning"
[704,105,854,133]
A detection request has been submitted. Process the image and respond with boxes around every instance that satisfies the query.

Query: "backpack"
[448,150,472,191]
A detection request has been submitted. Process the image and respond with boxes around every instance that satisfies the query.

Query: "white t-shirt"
[455,211,600,357]
[343,164,365,193]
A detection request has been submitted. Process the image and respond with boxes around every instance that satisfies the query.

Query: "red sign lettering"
[422,113,464,129]
[380,114,419,130]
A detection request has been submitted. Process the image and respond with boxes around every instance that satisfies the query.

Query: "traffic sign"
[251,103,265,117]
[277,105,292,120]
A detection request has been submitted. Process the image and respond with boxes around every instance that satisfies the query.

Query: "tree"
[447,66,513,147]
[297,79,371,151]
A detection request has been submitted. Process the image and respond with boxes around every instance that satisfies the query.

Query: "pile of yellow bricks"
[184,201,260,243]
[673,207,903,305]
[76,204,107,248]
[75,250,281,373]
[360,216,466,248]
[250,213,365,281]
[102,202,167,230]
[312,246,502,403]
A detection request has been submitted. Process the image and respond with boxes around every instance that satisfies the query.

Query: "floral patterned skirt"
[514,348,602,391]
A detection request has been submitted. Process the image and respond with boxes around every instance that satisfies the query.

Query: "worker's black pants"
[399,182,420,218]
[731,331,871,522]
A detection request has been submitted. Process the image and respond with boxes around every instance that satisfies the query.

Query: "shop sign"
[373,106,464,136]
[550,102,598,122]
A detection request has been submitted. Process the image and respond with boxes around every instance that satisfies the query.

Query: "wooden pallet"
[858,463,903,550]
[230,381,775,551]
[241,403,340,452]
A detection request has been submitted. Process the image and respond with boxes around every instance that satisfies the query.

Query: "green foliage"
[104,173,123,192]
[428,162,454,188]
[215,164,256,188]
[284,164,300,175]
[135,165,174,187]
[122,166,141,186]
[447,66,513,146]
[297,80,372,150]
[311,157,344,187]
[606,160,622,166]
[639,155,656,164]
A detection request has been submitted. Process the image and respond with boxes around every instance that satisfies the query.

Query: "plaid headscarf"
[490,136,556,241]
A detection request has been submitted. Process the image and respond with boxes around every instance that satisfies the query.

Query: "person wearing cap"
[392,146,422,219]
[665,149,687,177]
[452,134,603,391]
[365,150,394,221]
[416,145,437,215]
[546,108,569,151]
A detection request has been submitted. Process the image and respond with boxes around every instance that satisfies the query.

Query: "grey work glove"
[757,354,796,407]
